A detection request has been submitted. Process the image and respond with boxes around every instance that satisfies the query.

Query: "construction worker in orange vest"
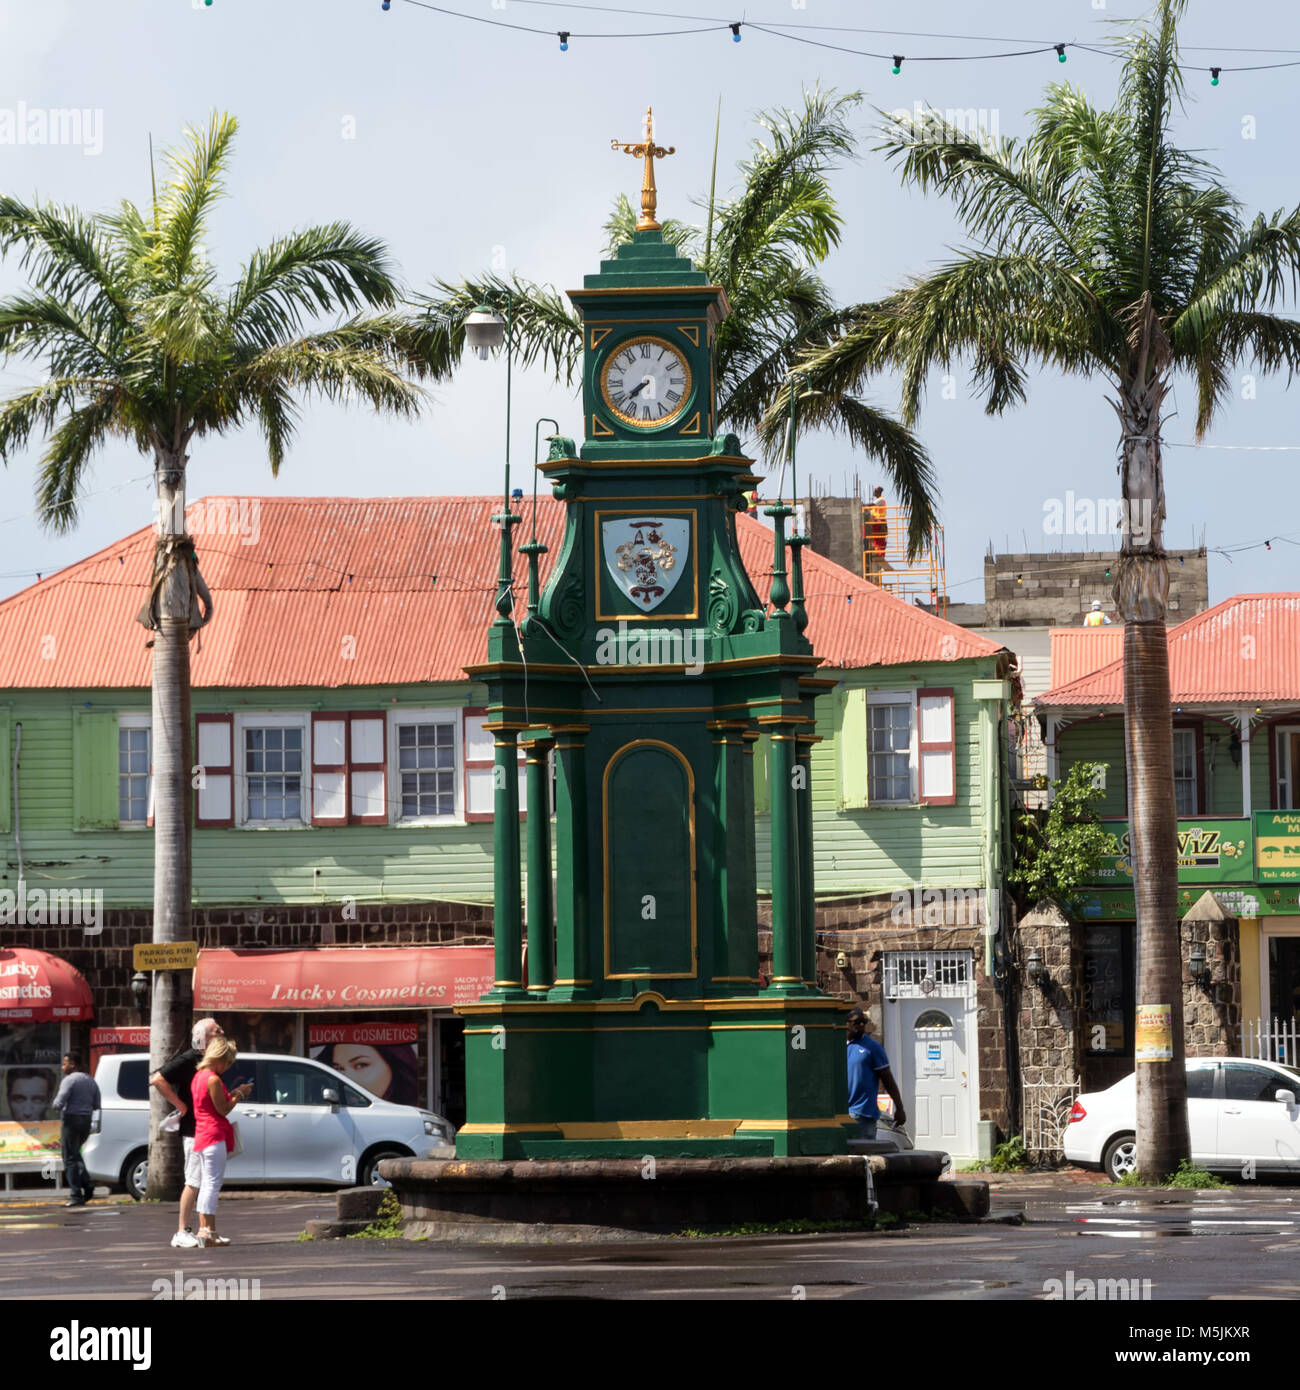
[864,486,887,581]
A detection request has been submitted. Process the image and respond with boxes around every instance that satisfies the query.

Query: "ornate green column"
[487,725,527,1001]
[708,720,758,990]
[550,725,593,1001]
[766,722,803,994]
[796,733,819,987]
[523,733,556,993]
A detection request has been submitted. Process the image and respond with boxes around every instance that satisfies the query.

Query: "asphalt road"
[4,1180,1300,1301]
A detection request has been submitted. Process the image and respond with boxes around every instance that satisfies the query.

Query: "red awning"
[194,946,496,1013]
[0,948,94,1022]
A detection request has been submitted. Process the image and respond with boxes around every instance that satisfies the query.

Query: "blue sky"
[1,0,1297,606]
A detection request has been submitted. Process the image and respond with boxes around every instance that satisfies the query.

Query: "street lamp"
[1025,948,1049,989]
[130,971,150,1017]
[464,295,518,626]
[464,302,506,360]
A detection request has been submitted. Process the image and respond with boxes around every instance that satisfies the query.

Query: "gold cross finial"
[611,105,675,232]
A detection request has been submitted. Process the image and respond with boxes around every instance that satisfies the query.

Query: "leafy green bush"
[1008,761,1114,913]
[989,1136,1029,1172]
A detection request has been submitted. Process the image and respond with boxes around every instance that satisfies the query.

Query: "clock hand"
[628,376,651,399]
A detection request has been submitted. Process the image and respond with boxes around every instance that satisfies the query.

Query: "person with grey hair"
[150,1018,224,1248]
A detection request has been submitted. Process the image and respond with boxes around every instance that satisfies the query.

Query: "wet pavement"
[3,1179,1300,1299]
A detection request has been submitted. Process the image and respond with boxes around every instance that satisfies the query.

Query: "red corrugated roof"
[0,496,1002,688]
[1049,628,1125,688]
[1038,594,1300,707]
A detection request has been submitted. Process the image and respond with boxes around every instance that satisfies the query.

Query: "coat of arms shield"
[601,515,691,612]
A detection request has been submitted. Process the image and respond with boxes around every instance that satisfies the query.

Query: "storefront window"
[0,1022,65,1123]
[308,1022,421,1108]
[1083,925,1132,1055]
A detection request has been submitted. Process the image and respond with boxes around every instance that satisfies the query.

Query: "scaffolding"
[862,503,948,616]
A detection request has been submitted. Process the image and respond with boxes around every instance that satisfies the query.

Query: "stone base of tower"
[453,992,851,1161]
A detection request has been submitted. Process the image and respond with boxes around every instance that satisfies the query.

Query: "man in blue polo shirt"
[846,1007,906,1140]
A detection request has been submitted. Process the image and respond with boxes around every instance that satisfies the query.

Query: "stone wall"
[984,549,1208,626]
[759,892,1013,1136]
[806,496,863,579]
[1181,893,1242,1055]
[1015,903,1083,1160]
[0,902,494,1047]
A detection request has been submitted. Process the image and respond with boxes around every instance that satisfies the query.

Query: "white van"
[84,1052,454,1199]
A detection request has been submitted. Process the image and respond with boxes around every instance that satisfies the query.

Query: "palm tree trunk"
[146,458,194,1200]
[1113,355,1189,1181]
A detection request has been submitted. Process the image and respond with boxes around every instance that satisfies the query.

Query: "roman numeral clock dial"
[600,337,691,429]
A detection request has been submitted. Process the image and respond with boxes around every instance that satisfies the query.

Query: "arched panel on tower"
[602,740,697,979]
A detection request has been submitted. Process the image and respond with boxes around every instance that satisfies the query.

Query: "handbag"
[228,1120,244,1158]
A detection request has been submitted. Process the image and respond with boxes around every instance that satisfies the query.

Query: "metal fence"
[1243,1018,1300,1067]
[1022,1080,1079,1161]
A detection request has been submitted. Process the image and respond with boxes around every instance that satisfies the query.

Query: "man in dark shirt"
[52,1052,101,1208]
[150,1018,223,1248]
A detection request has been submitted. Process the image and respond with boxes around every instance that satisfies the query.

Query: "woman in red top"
[189,1038,251,1248]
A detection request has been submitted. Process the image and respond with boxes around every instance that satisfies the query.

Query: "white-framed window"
[389,709,461,825]
[118,713,152,827]
[235,713,308,828]
[867,688,956,806]
[1173,727,1199,817]
[868,692,914,803]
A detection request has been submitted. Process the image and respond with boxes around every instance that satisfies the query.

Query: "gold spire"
[611,105,676,232]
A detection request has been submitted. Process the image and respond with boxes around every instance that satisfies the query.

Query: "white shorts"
[183,1136,202,1189]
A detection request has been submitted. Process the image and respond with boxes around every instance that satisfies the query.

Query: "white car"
[84,1052,453,1199]
[1065,1057,1300,1181]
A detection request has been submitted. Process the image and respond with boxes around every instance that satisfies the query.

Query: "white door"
[897,999,972,1156]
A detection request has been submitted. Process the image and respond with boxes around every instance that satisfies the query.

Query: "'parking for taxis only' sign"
[133,942,198,971]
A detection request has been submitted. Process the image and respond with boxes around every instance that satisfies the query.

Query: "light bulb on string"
[891,55,904,75]
[730,22,741,43]
[381,0,390,9]
[1054,44,1067,62]
[1211,67,1221,86]
[558,30,569,51]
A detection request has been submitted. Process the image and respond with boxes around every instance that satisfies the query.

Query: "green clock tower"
[456,110,850,1159]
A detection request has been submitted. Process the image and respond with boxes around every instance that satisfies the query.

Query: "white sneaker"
[196,1230,230,1247]
[171,1229,201,1249]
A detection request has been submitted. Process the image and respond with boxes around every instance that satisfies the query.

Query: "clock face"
[600,337,692,429]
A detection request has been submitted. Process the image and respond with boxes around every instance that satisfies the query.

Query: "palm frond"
[156,112,238,288]
[228,222,402,348]
[411,275,583,386]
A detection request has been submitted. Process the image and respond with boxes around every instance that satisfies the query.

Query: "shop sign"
[90,1027,150,1071]
[1257,811,1300,883]
[1087,819,1254,887]
[1079,883,1300,920]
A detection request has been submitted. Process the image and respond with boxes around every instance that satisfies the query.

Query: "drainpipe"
[11,722,21,892]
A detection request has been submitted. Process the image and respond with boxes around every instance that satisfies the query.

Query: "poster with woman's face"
[309,1023,420,1108]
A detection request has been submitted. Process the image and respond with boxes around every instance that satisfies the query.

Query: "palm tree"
[0,114,438,1196]
[411,90,939,557]
[794,0,1300,1178]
